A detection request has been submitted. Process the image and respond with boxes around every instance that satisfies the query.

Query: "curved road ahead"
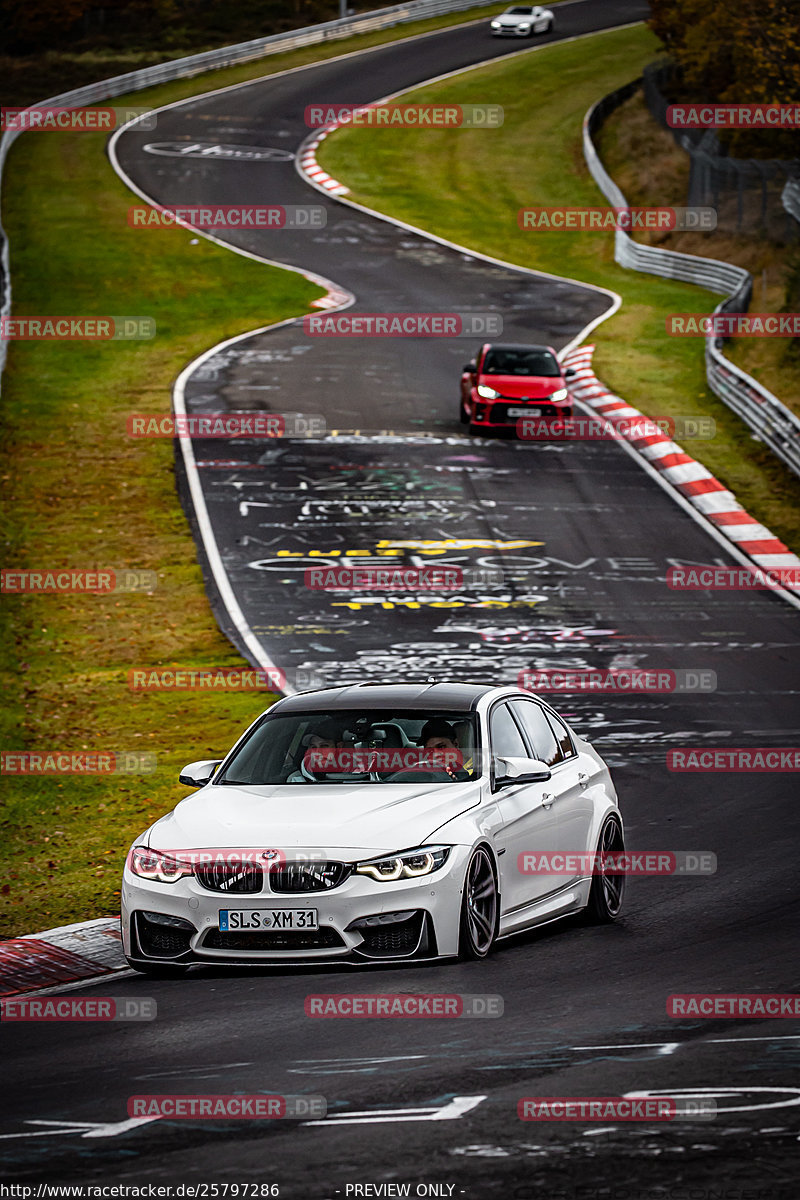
[3,2,800,1195]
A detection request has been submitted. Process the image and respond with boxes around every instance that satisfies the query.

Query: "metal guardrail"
[642,62,800,240]
[783,177,800,225]
[0,0,499,379]
[583,81,800,482]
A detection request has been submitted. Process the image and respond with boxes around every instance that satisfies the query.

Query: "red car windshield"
[482,348,560,377]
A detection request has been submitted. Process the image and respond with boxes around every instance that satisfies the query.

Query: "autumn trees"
[648,0,800,157]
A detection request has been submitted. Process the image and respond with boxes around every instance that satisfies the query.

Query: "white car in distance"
[490,5,554,36]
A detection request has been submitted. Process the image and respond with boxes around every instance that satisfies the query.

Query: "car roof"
[483,342,555,353]
[273,682,492,713]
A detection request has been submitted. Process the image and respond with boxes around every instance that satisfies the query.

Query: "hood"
[146,779,482,859]
[479,373,563,399]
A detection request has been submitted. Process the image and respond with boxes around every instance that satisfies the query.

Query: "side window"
[509,700,563,767]
[545,709,576,759]
[489,703,528,760]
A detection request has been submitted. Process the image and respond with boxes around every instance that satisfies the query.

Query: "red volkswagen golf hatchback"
[460,342,575,434]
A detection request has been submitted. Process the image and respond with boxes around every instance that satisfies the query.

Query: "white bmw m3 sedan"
[121,682,624,974]
[490,5,554,37]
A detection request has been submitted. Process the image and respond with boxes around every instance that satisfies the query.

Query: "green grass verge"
[0,125,325,936]
[318,22,800,549]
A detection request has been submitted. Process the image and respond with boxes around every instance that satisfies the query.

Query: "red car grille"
[490,402,559,424]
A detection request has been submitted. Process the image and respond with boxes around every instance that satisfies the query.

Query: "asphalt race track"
[3,0,800,1195]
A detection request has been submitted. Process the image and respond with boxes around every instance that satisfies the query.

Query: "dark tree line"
[0,0,349,55]
[648,0,800,157]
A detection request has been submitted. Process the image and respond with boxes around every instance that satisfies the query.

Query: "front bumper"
[121,845,471,967]
[468,394,572,430]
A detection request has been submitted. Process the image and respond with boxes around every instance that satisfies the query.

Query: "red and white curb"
[0,917,126,996]
[297,124,356,311]
[310,280,353,310]
[299,125,350,199]
[562,345,800,595]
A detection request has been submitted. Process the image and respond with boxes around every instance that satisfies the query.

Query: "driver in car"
[418,719,471,780]
[286,720,346,782]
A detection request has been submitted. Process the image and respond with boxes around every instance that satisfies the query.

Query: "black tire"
[460,397,470,425]
[583,816,625,924]
[458,846,498,959]
[126,957,189,977]
[545,19,553,33]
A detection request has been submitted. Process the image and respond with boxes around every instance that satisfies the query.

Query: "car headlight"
[490,20,500,26]
[356,846,451,882]
[518,23,530,30]
[477,384,500,399]
[548,388,568,402]
[129,845,193,884]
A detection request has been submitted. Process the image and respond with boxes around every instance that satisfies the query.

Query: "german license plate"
[219,909,318,931]
[507,406,534,417]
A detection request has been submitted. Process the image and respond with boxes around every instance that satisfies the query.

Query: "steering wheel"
[384,768,454,783]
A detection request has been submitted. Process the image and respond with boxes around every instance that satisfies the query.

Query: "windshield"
[218,710,481,785]
[482,348,560,377]
[507,7,535,13]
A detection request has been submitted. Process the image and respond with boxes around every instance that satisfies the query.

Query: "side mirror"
[463,362,477,373]
[493,755,552,789]
[178,759,221,788]
[564,367,577,379]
